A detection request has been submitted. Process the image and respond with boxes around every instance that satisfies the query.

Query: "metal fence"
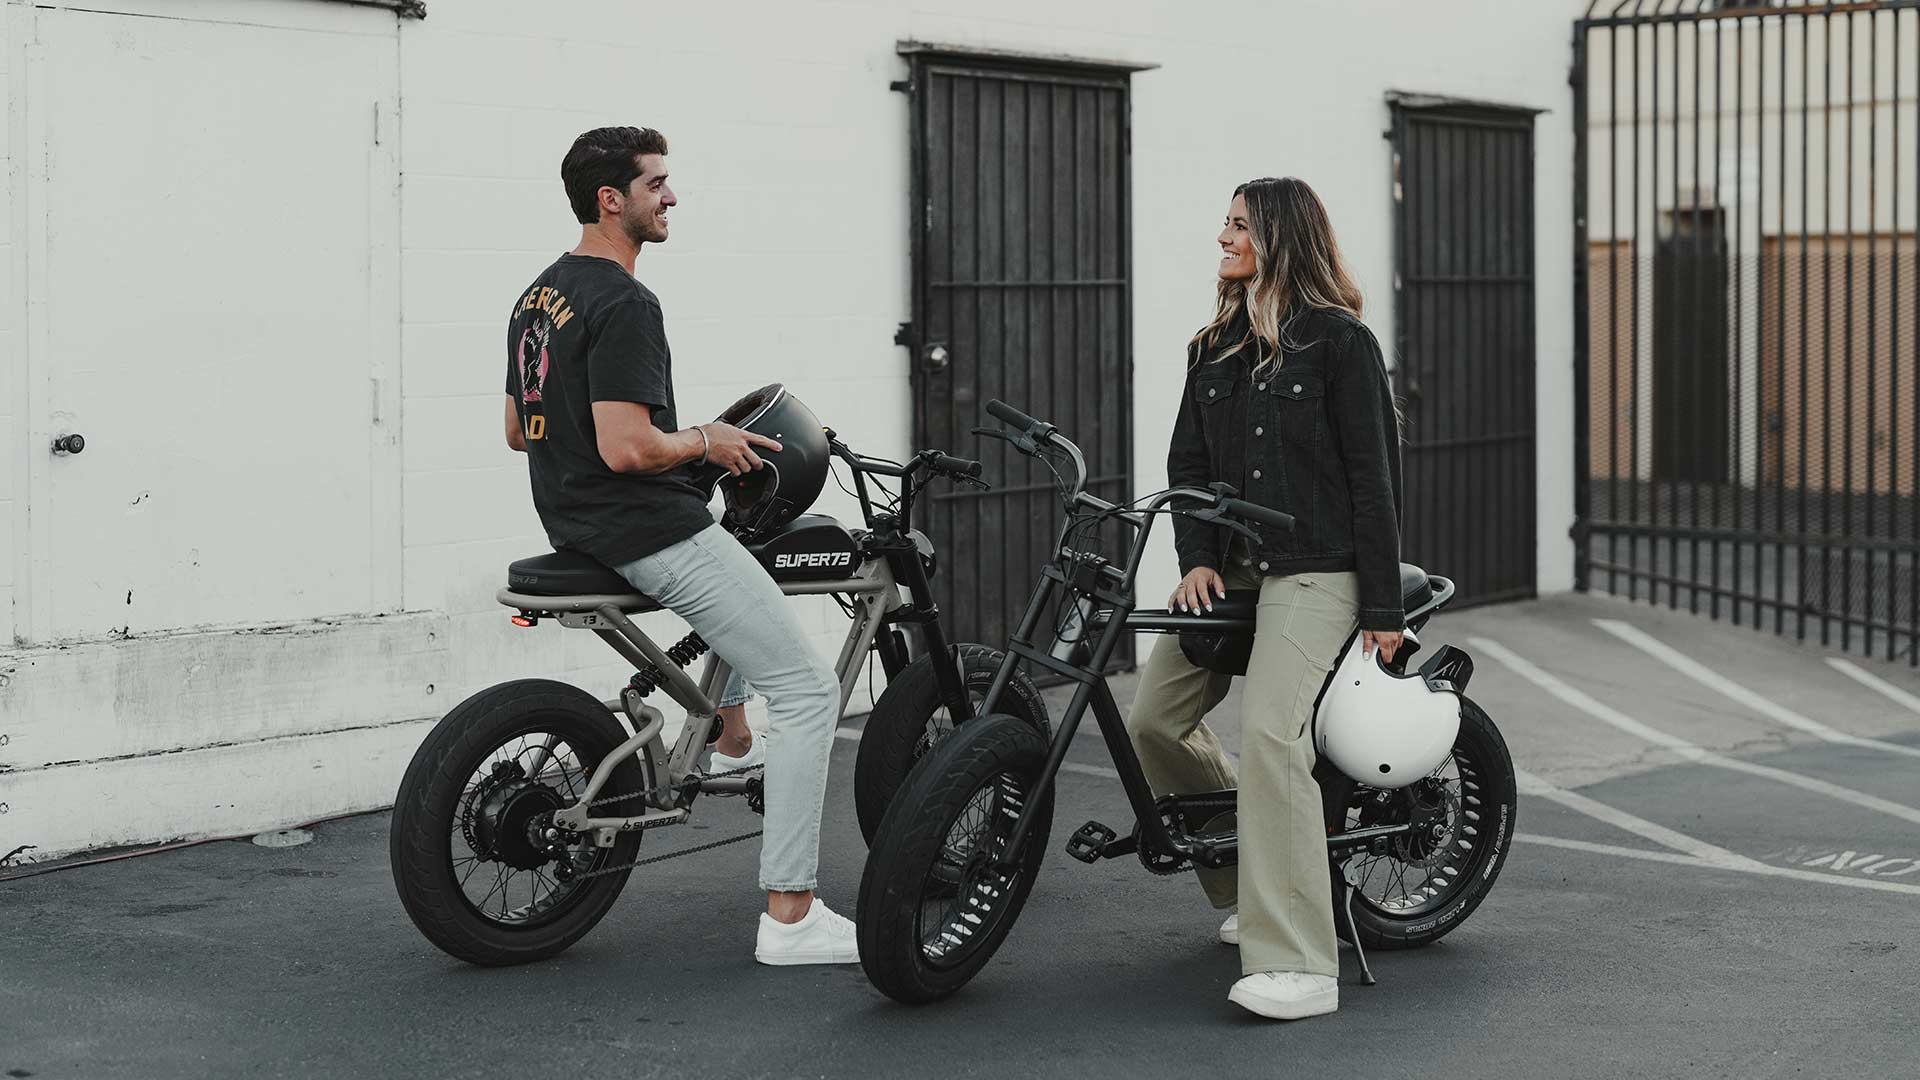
[1574,0,1920,663]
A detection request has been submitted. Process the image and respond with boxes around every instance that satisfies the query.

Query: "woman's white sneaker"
[1218,911,1239,945]
[755,899,860,966]
[1228,971,1339,1019]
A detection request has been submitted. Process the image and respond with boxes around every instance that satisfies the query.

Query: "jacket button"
[1252,469,1262,479]
[1259,561,1270,572]
[1254,426,1264,436]
[1256,382,1267,391]
[1208,388,1217,398]
[1293,383,1303,393]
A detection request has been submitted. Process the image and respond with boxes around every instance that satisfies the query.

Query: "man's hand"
[698,422,782,477]
[1169,567,1226,613]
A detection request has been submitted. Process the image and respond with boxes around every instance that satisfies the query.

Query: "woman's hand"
[1169,567,1226,613]
[1362,630,1404,663]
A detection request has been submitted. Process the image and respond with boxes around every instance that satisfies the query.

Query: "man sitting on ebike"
[504,125,856,966]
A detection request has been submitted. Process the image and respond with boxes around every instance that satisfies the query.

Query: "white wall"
[1,5,16,650]
[3,0,1580,859]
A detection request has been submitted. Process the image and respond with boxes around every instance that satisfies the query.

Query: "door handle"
[52,433,86,455]
[923,343,950,373]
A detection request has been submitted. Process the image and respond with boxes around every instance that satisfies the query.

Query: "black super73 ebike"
[856,401,1517,1004]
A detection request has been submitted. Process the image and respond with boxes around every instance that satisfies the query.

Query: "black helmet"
[696,383,830,538]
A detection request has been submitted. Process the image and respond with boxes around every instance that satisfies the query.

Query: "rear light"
[511,614,537,628]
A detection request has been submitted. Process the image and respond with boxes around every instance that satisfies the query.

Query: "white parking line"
[1826,657,1920,718]
[840,719,1920,896]
[1593,619,1920,760]
[1518,833,1920,897]
[1512,768,1764,869]
[1474,636,1920,827]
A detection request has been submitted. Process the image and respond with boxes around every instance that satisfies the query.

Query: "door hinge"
[889,79,913,94]
[894,322,915,348]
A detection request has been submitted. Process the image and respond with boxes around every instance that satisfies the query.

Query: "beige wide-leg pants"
[1125,566,1360,978]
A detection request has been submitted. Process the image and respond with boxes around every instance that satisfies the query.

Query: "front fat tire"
[853,644,1049,846]
[389,679,646,966]
[857,713,1054,1004]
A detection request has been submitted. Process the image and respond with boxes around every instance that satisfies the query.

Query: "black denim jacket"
[1167,307,1406,631]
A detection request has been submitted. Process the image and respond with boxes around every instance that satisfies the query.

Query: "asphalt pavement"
[2,592,1916,1079]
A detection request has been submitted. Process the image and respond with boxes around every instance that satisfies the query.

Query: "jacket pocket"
[1193,373,1241,458]
[1194,374,1239,407]
[1264,369,1325,445]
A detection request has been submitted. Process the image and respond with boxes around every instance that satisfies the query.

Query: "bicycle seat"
[1399,562,1432,612]
[503,551,662,612]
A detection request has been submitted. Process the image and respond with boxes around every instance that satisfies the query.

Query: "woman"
[1128,176,1404,1020]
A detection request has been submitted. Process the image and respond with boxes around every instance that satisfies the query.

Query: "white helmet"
[1315,629,1463,789]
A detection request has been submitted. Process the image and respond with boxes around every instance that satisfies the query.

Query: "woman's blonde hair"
[1190,176,1364,374]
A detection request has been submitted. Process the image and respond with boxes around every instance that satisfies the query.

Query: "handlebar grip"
[1220,497,1295,532]
[985,399,1042,430]
[930,452,982,477]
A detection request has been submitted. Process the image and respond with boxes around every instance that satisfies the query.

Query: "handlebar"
[985,399,1043,431]
[827,438,982,483]
[1218,496,1295,533]
[928,452,982,478]
[981,399,1294,534]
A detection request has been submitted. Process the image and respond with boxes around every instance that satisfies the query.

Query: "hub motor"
[467,763,568,871]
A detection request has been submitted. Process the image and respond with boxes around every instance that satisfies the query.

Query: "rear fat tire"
[853,644,1049,846]
[857,713,1054,1004]
[389,679,647,966]
[1322,696,1516,951]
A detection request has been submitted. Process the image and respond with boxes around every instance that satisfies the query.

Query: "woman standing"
[1128,176,1404,1020]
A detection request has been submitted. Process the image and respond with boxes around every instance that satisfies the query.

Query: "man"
[505,126,856,965]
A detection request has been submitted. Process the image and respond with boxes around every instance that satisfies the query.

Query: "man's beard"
[622,208,666,245]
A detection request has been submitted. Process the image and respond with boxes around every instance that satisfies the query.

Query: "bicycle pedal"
[1066,821,1117,864]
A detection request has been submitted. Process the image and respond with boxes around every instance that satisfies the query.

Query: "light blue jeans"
[717,671,752,709]
[614,524,840,892]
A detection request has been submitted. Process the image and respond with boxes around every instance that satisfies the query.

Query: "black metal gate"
[1392,99,1541,607]
[1573,1,1920,663]
[898,46,1142,659]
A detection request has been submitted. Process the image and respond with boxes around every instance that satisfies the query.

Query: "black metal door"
[1392,101,1540,606]
[1652,209,1731,482]
[902,51,1135,659]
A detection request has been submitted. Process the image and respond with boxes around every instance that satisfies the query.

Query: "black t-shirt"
[506,254,712,566]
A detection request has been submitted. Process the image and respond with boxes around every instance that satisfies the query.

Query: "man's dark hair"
[561,126,669,225]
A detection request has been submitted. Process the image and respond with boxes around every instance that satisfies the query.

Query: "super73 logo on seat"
[774,552,853,569]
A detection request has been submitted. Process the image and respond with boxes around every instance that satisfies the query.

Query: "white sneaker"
[1219,911,1239,945]
[755,899,860,966]
[709,736,765,772]
[1228,971,1339,1020]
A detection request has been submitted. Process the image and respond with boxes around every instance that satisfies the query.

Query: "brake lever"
[970,424,1043,458]
[1183,506,1262,545]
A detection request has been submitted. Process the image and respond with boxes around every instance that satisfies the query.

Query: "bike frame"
[973,429,1451,876]
[496,440,978,847]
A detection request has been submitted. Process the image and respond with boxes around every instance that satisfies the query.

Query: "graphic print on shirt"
[515,317,551,441]
[512,283,577,442]
[518,318,552,403]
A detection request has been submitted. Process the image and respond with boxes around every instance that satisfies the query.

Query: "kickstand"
[1340,863,1378,987]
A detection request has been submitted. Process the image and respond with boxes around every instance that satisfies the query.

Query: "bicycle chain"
[550,762,767,882]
